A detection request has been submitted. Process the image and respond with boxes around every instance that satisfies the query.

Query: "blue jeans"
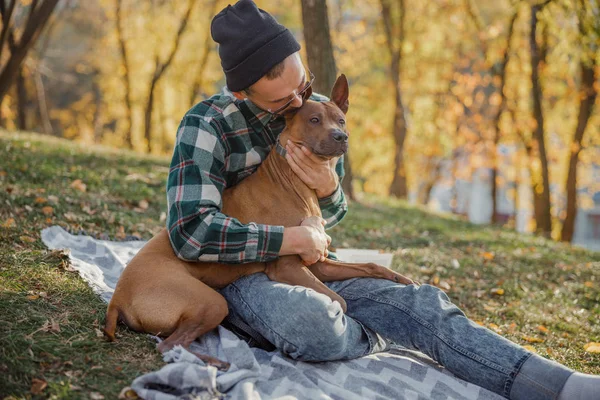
[219,273,572,399]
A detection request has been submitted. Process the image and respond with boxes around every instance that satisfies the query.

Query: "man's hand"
[285,142,339,198]
[299,216,332,265]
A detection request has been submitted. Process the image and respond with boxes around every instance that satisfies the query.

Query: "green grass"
[1,129,599,398]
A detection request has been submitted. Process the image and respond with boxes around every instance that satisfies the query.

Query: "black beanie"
[210,0,301,92]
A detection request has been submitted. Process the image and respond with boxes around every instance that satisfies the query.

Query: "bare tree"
[115,0,133,148]
[188,0,218,107]
[465,0,520,224]
[0,0,60,104]
[561,0,598,242]
[380,0,409,198]
[143,0,196,153]
[301,0,355,199]
[529,2,552,237]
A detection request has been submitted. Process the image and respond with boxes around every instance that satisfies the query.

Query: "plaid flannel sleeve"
[319,156,348,229]
[166,115,284,263]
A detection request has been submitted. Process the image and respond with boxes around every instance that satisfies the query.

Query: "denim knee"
[277,292,367,361]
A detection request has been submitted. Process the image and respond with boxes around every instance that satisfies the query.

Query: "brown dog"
[104,75,414,364]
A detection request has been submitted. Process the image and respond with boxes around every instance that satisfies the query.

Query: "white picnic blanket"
[41,225,503,400]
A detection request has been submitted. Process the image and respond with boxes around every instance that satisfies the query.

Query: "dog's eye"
[339,119,346,125]
[310,117,320,124]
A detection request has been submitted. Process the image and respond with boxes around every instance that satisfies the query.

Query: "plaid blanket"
[41,225,503,400]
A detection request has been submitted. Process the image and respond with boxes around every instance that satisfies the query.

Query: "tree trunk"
[560,39,597,241]
[529,6,552,237]
[301,0,355,199]
[491,10,518,223]
[144,76,157,153]
[189,0,218,107]
[381,0,408,198]
[34,68,53,135]
[143,0,196,153]
[15,65,27,130]
[115,0,134,149]
[0,0,60,103]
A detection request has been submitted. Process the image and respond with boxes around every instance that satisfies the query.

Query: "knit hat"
[210,0,301,91]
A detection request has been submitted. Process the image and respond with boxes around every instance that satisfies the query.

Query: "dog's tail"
[103,303,120,342]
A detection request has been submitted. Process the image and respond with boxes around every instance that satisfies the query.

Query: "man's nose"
[290,94,303,108]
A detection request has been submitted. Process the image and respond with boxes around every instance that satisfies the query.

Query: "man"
[166,1,599,398]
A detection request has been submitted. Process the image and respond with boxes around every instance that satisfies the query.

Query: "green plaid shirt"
[166,87,348,264]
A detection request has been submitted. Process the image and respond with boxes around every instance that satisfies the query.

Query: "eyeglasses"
[267,71,315,116]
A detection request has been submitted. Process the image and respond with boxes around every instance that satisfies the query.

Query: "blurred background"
[1,0,598,250]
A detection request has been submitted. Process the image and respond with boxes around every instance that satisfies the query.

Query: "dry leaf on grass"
[522,336,544,343]
[2,217,15,228]
[119,387,140,399]
[20,235,36,243]
[523,345,537,353]
[70,179,87,192]
[42,206,54,216]
[30,378,47,394]
[584,342,600,353]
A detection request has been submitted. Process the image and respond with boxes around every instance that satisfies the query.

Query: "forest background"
[1,0,599,245]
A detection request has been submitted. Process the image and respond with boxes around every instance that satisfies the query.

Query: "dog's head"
[284,74,349,159]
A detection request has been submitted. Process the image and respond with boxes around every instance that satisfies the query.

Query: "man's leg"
[218,272,387,361]
[327,277,574,400]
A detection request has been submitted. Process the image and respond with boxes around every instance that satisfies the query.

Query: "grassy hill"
[1,129,599,398]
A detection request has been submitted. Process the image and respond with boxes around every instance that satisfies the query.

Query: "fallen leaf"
[30,378,47,394]
[438,281,451,291]
[431,275,440,285]
[490,288,504,296]
[35,197,46,204]
[20,235,36,243]
[474,320,484,326]
[508,322,517,332]
[2,218,15,228]
[95,328,104,338]
[451,259,460,269]
[42,206,54,216]
[159,212,167,222]
[489,323,501,333]
[584,342,600,353]
[523,345,537,353]
[115,226,126,240]
[138,199,149,210]
[537,325,549,334]
[522,335,544,343]
[0,170,6,177]
[584,281,593,288]
[482,252,495,260]
[118,387,139,399]
[27,294,39,300]
[70,179,87,192]
[50,318,60,333]
[48,195,59,204]
[90,392,105,400]
[64,212,79,221]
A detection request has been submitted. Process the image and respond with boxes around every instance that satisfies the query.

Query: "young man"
[166,1,599,398]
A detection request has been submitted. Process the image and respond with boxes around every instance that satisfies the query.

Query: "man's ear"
[231,91,246,100]
[330,74,349,114]
[304,85,313,101]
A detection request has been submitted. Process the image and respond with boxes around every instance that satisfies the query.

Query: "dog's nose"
[332,130,348,143]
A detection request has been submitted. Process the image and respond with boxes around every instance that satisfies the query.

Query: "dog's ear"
[330,74,349,114]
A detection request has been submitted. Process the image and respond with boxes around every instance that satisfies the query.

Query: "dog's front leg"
[265,256,348,312]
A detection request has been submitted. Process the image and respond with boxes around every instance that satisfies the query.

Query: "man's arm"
[167,115,286,263]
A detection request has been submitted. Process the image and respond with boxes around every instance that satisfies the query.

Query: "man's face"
[233,53,308,115]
